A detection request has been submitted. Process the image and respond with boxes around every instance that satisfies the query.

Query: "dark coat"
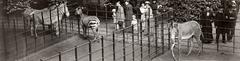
[124,4,133,21]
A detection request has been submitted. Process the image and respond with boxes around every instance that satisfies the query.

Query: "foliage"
[165,0,222,22]
[5,0,32,14]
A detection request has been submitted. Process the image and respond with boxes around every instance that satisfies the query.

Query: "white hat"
[145,1,150,4]
[112,9,116,12]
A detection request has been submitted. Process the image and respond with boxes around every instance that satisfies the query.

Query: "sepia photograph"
[0,0,240,61]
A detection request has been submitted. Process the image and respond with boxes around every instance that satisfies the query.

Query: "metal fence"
[1,2,240,61]
[38,6,173,61]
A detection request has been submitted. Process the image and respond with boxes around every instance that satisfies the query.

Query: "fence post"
[106,23,108,35]
[132,25,135,61]
[75,46,78,61]
[32,14,38,53]
[112,32,116,61]
[123,29,126,61]
[101,36,104,61]
[77,15,80,35]
[89,40,92,61]
[41,12,46,48]
[161,14,165,54]
[13,15,18,60]
[168,21,170,50]
[155,15,158,54]
[22,15,29,58]
[49,9,54,40]
[233,30,236,53]
[59,52,61,61]
[64,5,67,33]
[147,16,151,59]
[140,20,143,61]
[57,3,61,36]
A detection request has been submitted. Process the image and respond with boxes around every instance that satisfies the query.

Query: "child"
[131,15,138,33]
[112,9,118,30]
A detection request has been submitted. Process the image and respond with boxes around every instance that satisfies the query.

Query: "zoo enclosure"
[1,1,240,61]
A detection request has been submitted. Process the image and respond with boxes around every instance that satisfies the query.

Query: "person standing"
[116,1,125,29]
[200,7,214,44]
[151,0,159,15]
[214,8,228,43]
[226,0,238,42]
[145,1,153,35]
[124,0,134,32]
[139,2,147,32]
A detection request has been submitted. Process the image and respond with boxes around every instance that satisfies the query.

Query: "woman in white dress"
[139,2,147,31]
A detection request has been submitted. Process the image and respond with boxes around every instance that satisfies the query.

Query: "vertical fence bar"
[140,20,143,61]
[32,14,37,52]
[64,4,67,33]
[41,12,46,48]
[105,5,108,36]
[101,36,104,61]
[23,15,28,59]
[123,29,126,61]
[178,34,180,61]
[112,32,116,61]
[161,14,165,53]
[89,40,92,61]
[168,21,170,50]
[132,25,135,61]
[77,15,80,35]
[14,15,18,60]
[217,33,219,52]
[233,30,236,53]
[147,16,151,59]
[75,46,78,61]
[59,52,61,61]
[106,23,108,35]
[57,3,61,36]
[155,15,158,54]
[49,9,53,40]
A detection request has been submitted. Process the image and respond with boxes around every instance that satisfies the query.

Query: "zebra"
[75,7,100,40]
[23,1,70,37]
[170,21,203,61]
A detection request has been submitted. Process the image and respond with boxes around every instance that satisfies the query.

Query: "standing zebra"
[23,1,70,37]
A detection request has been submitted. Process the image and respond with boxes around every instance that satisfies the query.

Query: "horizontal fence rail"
[1,2,240,61]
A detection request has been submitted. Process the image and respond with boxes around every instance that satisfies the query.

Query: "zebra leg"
[171,43,176,61]
[187,38,193,56]
[178,41,181,61]
[34,24,38,37]
[30,23,34,36]
[82,26,87,38]
[196,36,202,56]
[55,23,59,36]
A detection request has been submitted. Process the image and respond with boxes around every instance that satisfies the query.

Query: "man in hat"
[151,0,159,15]
[124,0,133,32]
[225,0,239,42]
[200,7,214,44]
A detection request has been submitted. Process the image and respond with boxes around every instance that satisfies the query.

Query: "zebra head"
[75,6,86,15]
[59,1,70,17]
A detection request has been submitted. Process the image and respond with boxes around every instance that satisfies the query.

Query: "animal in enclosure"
[170,21,203,61]
[75,7,100,39]
[22,1,70,37]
